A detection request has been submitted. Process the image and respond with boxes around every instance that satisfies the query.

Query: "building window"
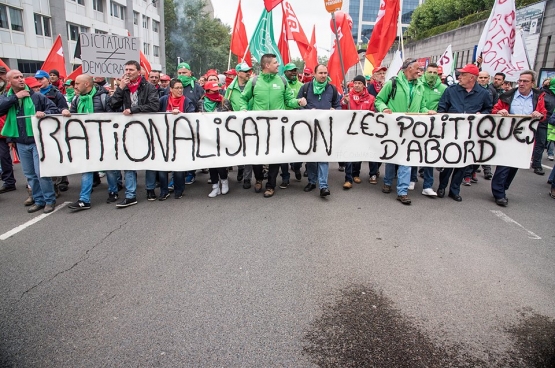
[152,20,159,33]
[110,2,125,20]
[18,60,43,74]
[142,15,149,29]
[71,0,85,5]
[0,5,8,29]
[153,45,159,57]
[68,23,89,41]
[93,0,103,12]
[8,7,24,32]
[143,42,149,55]
[34,14,51,37]
[133,11,138,25]
[95,29,107,34]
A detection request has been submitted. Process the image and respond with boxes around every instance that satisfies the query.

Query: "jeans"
[421,167,434,189]
[548,166,555,183]
[105,170,122,193]
[79,172,94,203]
[280,162,301,182]
[344,162,354,183]
[0,138,16,187]
[384,164,410,195]
[410,167,419,183]
[547,141,554,156]
[369,162,381,176]
[438,167,465,196]
[532,125,547,169]
[123,170,137,199]
[491,166,518,199]
[306,162,329,189]
[243,165,253,181]
[17,143,56,205]
[146,170,158,190]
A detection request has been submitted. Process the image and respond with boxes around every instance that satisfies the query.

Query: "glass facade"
[348,0,423,43]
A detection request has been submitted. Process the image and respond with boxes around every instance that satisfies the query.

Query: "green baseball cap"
[283,63,298,71]
[235,62,252,72]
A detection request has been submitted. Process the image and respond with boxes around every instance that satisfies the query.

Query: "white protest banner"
[32,110,539,177]
[477,0,527,82]
[79,33,140,78]
[437,44,454,78]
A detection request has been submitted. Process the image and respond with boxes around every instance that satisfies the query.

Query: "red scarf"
[167,95,185,112]
[204,91,223,102]
[371,80,383,93]
[128,78,140,93]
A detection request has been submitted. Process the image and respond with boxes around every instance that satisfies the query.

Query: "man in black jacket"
[110,60,159,208]
[0,70,59,213]
[61,74,116,210]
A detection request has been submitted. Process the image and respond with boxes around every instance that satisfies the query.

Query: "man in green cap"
[283,63,303,103]
[64,79,75,104]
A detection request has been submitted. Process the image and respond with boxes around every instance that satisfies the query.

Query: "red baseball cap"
[303,67,313,75]
[160,74,170,81]
[25,77,41,89]
[457,64,479,76]
[224,69,237,76]
[374,66,387,73]
[203,81,220,91]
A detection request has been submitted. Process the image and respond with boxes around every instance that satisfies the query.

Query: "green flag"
[248,10,284,74]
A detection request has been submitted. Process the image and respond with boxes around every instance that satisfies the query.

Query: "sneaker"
[353,177,361,184]
[68,200,91,210]
[422,188,437,197]
[254,181,263,193]
[174,192,183,199]
[263,188,275,198]
[116,198,137,208]
[338,165,345,172]
[207,178,212,184]
[320,188,330,197]
[168,185,174,192]
[237,168,244,182]
[221,179,229,195]
[471,172,478,183]
[369,175,378,185]
[294,168,302,181]
[107,192,119,203]
[98,171,106,178]
[185,176,195,184]
[462,177,472,186]
[208,184,221,198]
[484,171,493,180]
[396,195,412,205]
[382,185,392,194]
[243,180,251,189]
[279,181,289,189]
[147,189,156,201]
[159,192,170,201]
[343,181,352,189]
[303,170,308,177]
[549,155,554,161]
[408,181,415,190]
[534,167,545,176]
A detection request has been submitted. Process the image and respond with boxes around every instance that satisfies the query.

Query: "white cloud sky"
[210,0,336,59]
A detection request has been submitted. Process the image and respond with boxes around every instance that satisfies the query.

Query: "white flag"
[477,0,526,81]
[385,50,403,81]
[509,29,530,80]
[437,44,454,78]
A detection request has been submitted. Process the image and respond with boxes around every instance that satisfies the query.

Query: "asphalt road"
[1,159,554,367]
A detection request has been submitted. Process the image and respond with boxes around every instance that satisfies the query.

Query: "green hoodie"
[375,70,429,113]
[239,73,300,111]
[420,74,447,111]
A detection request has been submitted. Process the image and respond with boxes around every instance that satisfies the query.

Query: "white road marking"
[0,202,70,241]
[490,210,541,240]
[541,164,553,170]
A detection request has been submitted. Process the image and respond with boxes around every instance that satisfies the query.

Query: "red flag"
[66,65,83,81]
[328,12,359,94]
[230,0,253,66]
[305,25,318,71]
[0,58,10,71]
[264,0,283,11]
[365,0,400,74]
[278,6,290,64]
[41,35,66,78]
[140,52,151,75]
[281,1,312,64]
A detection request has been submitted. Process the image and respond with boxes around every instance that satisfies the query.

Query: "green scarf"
[65,87,75,103]
[178,75,196,89]
[424,73,438,88]
[288,78,300,87]
[312,77,331,100]
[1,86,35,138]
[203,97,217,112]
[260,72,276,83]
[77,87,97,113]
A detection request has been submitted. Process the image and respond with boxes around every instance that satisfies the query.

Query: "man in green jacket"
[240,54,307,198]
[375,58,434,205]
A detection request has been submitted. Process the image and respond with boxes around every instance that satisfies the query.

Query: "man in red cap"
[368,66,387,97]
[300,67,313,84]
[436,63,492,202]
[224,69,237,88]
[160,74,171,89]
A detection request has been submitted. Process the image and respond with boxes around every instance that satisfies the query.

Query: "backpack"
[385,77,397,103]
[299,81,338,103]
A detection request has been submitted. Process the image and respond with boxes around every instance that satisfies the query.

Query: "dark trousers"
[491,166,518,199]
[253,164,280,189]
[532,125,547,169]
[439,167,465,196]
[0,138,16,187]
[369,162,381,176]
[209,167,228,183]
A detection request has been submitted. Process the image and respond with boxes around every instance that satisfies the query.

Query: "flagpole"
[331,11,348,92]
[227,49,232,71]
[398,0,404,57]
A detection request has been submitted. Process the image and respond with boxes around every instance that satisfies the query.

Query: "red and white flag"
[437,44,455,78]
[230,0,253,66]
[41,35,66,78]
[364,0,400,75]
[328,12,359,94]
[477,0,525,81]
[278,11,291,64]
[264,0,283,12]
[281,1,312,65]
[66,65,83,82]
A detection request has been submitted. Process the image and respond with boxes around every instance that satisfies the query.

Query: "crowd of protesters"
[0,54,554,213]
